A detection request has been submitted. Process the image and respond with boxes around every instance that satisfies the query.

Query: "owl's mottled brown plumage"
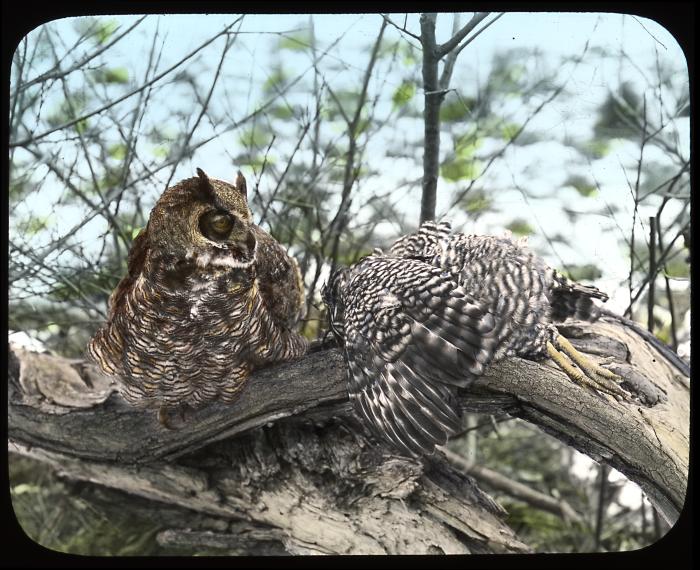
[88,169,307,414]
[323,221,625,456]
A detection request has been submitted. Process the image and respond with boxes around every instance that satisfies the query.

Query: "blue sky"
[12,12,689,315]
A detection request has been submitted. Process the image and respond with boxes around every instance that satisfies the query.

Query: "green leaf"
[560,263,603,281]
[377,38,415,64]
[74,119,89,134]
[97,170,122,190]
[329,89,361,115]
[391,81,415,110]
[594,82,643,139]
[46,93,89,128]
[663,257,689,279]
[108,144,128,160]
[278,30,313,52]
[17,216,52,236]
[440,99,473,123]
[268,104,295,120]
[460,190,493,215]
[488,55,527,95]
[102,67,129,84]
[152,145,169,159]
[94,20,119,44]
[355,117,371,136]
[441,158,481,182]
[506,219,535,237]
[452,129,482,162]
[399,40,417,66]
[263,67,289,96]
[582,139,611,159]
[238,127,271,149]
[9,177,29,201]
[564,175,598,197]
[654,325,671,344]
[500,122,521,142]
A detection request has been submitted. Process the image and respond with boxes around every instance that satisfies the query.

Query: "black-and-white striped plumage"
[323,221,607,456]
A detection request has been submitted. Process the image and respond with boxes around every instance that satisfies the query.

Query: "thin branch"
[436,12,490,58]
[258,120,313,226]
[594,464,610,551]
[10,18,243,148]
[15,16,148,95]
[452,13,504,58]
[443,448,585,524]
[655,217,679,351]
[448,82,566,212]
[647,217,657,332]
[326,20,388,269]
[163,22,240,189]
[380,13,421,44]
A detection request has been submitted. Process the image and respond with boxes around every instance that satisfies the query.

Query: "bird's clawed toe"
[546,335,629,400]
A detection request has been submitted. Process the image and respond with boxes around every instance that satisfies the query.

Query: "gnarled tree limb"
[7,314,688,553]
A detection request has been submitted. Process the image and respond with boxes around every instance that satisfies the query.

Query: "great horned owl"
[88,169,308,420]
[323,220,627,456]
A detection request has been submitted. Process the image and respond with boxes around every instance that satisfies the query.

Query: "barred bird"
[88,169,308,425]
[322,221,627,456]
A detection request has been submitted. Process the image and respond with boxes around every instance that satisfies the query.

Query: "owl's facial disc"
[193,208,257,269]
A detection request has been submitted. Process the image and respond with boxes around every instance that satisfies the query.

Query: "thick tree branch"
[8,315,688,553]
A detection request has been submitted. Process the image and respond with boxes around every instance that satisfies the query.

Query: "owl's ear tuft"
[196,168,215,199]
[234,170,247,199]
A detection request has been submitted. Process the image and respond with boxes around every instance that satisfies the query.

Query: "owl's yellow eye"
[200,210,235,240]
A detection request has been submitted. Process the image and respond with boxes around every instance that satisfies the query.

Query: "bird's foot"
[157,404,189,429]
[546,335,629,400]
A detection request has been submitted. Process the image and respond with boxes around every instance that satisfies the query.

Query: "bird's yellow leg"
[546,336,628,399]
[555,335,620,380]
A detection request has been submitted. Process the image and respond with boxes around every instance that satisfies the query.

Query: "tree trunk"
[420,13,441,224]
[7,313,688,554]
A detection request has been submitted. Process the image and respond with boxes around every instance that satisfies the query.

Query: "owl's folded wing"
[342,259,501,456]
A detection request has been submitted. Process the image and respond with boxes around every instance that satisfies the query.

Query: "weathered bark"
[7,314,689,554]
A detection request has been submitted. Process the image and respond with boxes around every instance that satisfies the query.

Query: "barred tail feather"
[550,271,609,322]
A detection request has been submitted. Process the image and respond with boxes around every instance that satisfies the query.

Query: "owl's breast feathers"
[88,224,307,408]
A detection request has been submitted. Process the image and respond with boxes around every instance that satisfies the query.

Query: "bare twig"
[15,16,148,96]
[10,18,244,148]
[594,463,610,551]
[443,448,585,525]
[436,12,491,58]
[380,13,422,44]
[647,216,656,332]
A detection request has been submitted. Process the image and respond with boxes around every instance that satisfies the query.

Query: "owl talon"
[157,405,188,429]
[546,336,629,399]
